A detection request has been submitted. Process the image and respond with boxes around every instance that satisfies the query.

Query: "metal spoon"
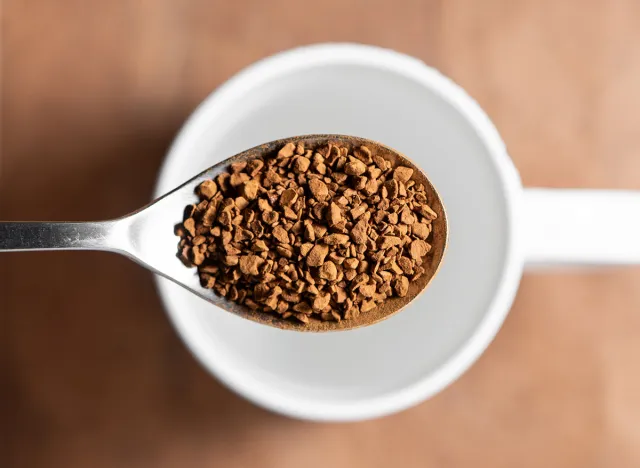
[0,135,448,331]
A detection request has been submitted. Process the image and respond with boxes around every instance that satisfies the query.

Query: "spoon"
[0,135,448,331]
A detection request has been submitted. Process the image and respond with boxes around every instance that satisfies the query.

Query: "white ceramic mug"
[154,43,640,421]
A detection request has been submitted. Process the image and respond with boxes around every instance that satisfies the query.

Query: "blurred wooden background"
[2,1,640,467]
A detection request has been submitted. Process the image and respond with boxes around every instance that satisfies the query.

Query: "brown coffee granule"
[176,142,438,325]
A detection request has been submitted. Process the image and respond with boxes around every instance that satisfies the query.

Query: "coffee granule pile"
[176,141,437,324]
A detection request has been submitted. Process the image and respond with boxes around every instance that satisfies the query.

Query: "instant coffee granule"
[175,141,438,325]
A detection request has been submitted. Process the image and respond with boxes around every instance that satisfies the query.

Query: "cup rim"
[153,43,524,421]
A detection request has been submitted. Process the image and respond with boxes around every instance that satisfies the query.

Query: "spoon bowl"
[0,135,448,332]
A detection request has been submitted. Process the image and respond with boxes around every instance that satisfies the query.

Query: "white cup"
[154,43,640,421]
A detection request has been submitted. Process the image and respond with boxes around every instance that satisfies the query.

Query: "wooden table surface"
[3,1,640,467]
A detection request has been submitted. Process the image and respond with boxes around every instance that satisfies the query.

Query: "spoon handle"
[0,221,118,252]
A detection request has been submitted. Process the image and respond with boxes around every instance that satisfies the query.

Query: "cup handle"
[523,188,640,266]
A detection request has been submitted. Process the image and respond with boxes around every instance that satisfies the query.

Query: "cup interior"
[154,44,523,420]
